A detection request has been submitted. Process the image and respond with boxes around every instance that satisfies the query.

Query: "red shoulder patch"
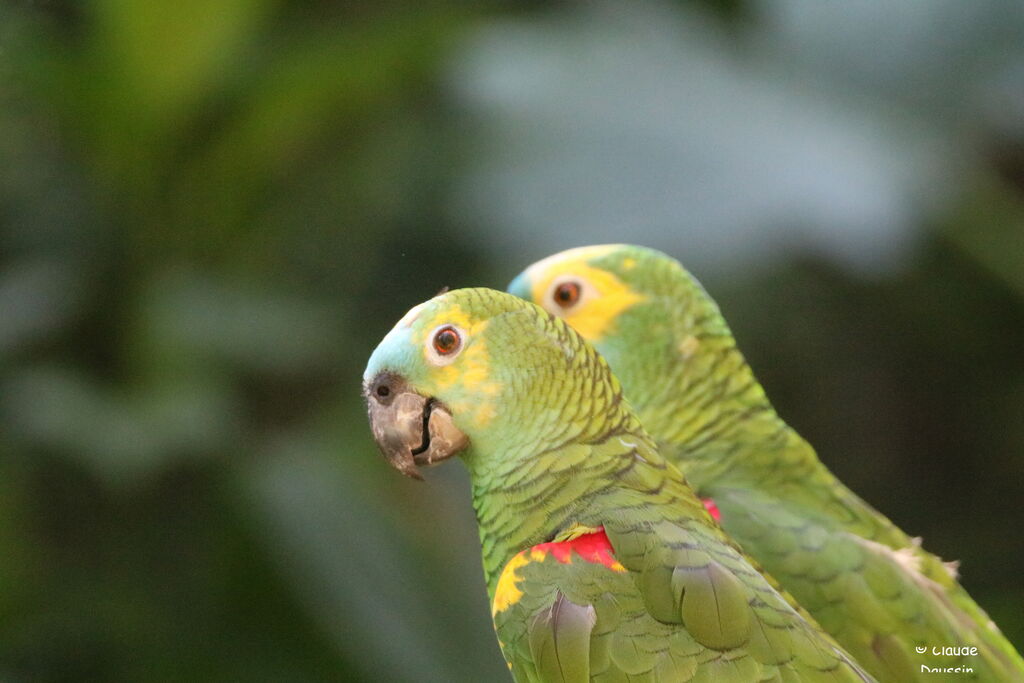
[531,527,623,570]
[702,497,722,522]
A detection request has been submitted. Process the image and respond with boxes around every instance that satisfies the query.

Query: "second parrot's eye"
[553,282,581,308]
[433,326,461,355]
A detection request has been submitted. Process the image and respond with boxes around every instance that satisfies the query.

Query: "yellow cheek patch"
[526,251,644,342]
[566,288,642,342]
[449,396,497,429]
[419,304,501,428]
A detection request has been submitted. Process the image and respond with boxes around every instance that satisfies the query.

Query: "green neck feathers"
[466,437,624,596]
[449,307,631,593]
[600,257,820,493]
[457,308,697,596]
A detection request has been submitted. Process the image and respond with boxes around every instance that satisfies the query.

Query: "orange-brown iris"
[433,326,461,355]
[553,282,581,307]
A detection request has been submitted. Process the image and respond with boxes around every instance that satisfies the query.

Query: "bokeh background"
[3,0,1024,680]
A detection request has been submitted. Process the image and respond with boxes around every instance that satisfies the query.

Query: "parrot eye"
[425,324,467,365]
[432,326,461,355]
[553,282,581,308]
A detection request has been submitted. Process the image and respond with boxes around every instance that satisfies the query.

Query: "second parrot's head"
[512,245,720,368]
[507,244,732,426]
[363,287,625,479]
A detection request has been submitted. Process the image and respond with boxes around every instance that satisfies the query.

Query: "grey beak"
[365,373,469,480]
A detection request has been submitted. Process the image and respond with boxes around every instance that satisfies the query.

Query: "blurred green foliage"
[2,1,1023,681]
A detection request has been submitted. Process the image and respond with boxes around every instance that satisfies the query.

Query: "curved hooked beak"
[364,372,469,480]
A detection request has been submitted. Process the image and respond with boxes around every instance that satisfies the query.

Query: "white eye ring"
[425,324,466,366]
[545,275,589,315]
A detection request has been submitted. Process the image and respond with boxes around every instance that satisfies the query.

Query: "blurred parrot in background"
[363,288,874,682]
[508,245,1024,682]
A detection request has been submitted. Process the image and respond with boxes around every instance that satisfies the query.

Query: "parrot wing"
[710,485,1024,681]
[491,439,873,682]
[492,522,872,683]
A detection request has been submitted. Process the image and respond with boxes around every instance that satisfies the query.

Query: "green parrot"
[364,287,873,682]
[508,245,1024,682]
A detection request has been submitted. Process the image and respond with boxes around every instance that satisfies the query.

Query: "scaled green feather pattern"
[509,245,1024,682]
[364,288,872,682]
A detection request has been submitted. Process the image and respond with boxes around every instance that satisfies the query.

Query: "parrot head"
[508,245,731,435]
[507,245,652,345]
[506,244,708,340]
[364,287,623,480]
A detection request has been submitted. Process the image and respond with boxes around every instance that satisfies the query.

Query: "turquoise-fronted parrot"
[508,245,1024,681]
[364,288,872,682]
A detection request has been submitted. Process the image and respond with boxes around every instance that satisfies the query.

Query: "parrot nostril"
[369,373,400,405]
